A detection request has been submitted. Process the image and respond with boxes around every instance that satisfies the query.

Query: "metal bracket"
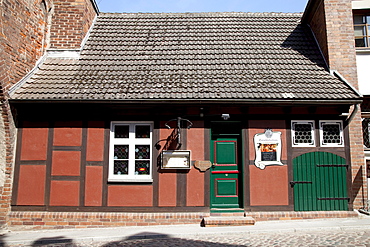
[165,117,193,149]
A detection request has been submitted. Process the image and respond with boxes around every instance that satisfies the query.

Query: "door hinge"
[290,181,312,187]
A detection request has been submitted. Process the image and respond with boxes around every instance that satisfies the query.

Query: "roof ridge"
[99,12,303,17]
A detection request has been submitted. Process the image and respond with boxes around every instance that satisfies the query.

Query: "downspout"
[346,103,360,124]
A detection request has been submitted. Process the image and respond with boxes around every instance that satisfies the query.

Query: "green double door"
[210,122,243,209]
[292,152,348,211]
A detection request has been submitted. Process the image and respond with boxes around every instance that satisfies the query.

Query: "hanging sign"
[254,129,283,169]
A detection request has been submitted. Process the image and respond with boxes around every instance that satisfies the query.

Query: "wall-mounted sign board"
[254,129,283,169]
[161,150,191,169]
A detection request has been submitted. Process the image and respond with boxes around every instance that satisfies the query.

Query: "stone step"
[202,216,256,227]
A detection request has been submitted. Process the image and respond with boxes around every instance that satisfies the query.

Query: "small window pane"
[135,161,150,175]
[354,26,366,36]
[114,145,129,159]
[354,15,365,24]
[355,38,366,47]
[115,125,129,138]
[366,15,370,24]
[135,125,150,138]
[322,124,341,144]
[135,145,150,159]
[114,160,128,175]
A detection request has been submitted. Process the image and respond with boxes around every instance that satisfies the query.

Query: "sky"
[97,0,309,13]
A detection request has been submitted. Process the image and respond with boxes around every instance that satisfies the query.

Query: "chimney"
[302,0,358,89]
[49,0,99,49]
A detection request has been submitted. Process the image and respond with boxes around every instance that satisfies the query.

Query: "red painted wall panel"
[51,151,81,176]
[53,121,82,146]
[85,166,103,206]
[86,121,105,161]
[107,185,153,206]
[17,165,46,205]
[186,122,205,206]
[20,127,48,160]
[158,173,177,206]
[249,165,289,206]
[49,181,80,206]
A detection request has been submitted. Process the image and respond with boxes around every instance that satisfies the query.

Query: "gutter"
[9,98,362,105]
[331,70,363,98]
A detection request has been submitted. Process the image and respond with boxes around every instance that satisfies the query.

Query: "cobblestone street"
[22,229,370,247]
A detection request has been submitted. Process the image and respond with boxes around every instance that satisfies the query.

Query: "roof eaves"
[9,98,363,105]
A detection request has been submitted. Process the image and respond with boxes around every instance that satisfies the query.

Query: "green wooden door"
[293,152,348,211]
[210,138,242,208]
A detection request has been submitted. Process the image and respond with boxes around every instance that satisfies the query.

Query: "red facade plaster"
[85,166,103,206]
[16,165,46,206]
[20,127,48,161]
[51,151,81,176]
[86,121,105,161]
[53,123,82,147]
[107,185,153,207]
[249,165,289,206]
[49,180,80,206]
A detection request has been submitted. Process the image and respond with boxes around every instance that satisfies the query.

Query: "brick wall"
[49,0,97,49]
[0,0,53,228]
[303,0,367,209]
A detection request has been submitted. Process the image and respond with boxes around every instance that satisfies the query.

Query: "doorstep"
[202,216,256,227]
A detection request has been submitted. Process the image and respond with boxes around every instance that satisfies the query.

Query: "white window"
[319,120,344,147]
[291,120,315,147]
[109,122,153,182]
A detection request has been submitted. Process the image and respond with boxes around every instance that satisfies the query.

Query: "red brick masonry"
[7,211,359,230]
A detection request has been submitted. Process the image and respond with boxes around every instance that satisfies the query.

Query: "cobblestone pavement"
[19,229,370,247]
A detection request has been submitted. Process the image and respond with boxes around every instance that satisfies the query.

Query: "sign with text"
[254,129,283,169]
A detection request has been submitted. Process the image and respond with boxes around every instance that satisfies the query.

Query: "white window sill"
[108,178,153,183]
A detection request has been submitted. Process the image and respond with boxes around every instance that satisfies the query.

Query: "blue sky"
[97,0,309,13]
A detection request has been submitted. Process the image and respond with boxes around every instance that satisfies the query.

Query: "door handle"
[290,181,312,187]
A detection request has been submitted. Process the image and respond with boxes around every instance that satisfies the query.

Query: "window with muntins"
[354,14,370,48]
[291,120,315,147]
[109,122,153,182]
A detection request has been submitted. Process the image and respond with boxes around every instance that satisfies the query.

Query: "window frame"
[353,13,370,48]
[319,120,344,147]
[108,121,153,183]
[291,120,316,147]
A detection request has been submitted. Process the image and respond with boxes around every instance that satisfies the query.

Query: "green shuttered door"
[293,152,348,211]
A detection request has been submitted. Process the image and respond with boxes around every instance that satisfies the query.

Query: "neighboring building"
[0,0,368,230]
[0,0,98,228]
[352,0,370,208]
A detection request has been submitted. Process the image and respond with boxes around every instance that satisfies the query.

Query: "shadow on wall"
[352,165,366,209]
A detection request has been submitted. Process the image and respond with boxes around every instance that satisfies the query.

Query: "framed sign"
[161,150,191,169]
[254,129,283,169]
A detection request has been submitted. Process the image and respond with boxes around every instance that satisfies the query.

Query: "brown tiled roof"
[10,12,361,103]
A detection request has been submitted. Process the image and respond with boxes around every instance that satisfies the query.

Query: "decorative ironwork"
[114,160,128,175]
[292,123,314,145]
[363,118,370,148]
[114,145,129,159]
[135,161,150,175]
[322,124,341,144]
[135,145,150,159]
